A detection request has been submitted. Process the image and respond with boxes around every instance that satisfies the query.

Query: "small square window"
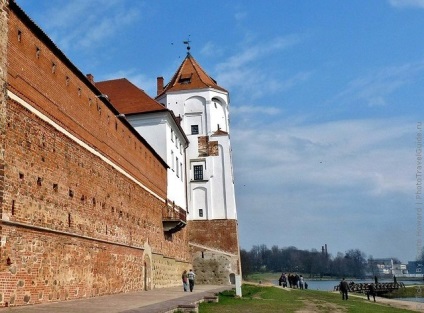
[193,165,203,180]
[191,125,199,135]
[199,209,203,217]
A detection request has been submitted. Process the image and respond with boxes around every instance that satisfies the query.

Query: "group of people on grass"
[277,274,377,302]
[278,273,308,289]
[181,269,196,292]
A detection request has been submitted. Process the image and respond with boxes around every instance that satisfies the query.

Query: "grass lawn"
[244,272,280,284]
[198,284,418,313]
[384,285,424,299]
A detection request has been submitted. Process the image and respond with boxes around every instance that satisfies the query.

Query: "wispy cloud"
[200,41,225,58]
[233,116,416,256]
[231,105,281,116]
[389,0,424,8]
[38,0,141,52]
[331,61,424,107]
[217,35,302,71]
[214,35,309,100]
[233,117,414,209]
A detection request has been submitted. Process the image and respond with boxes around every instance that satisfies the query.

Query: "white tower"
[156,49,241,288]
[157,56,236,222]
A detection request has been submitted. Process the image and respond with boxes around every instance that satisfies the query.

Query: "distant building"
[407,261,424,275]
[369,258,408,277]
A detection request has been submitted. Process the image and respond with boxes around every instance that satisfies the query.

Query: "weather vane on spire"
[183,35,191,54]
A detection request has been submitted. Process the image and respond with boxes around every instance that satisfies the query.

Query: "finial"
[183,35,191,55]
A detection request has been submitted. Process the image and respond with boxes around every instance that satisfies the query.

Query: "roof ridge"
[96,78,166,115]
[157,54,227,98]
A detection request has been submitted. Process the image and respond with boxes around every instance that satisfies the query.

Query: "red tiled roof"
[212,129,229,136]
[96,78,166,114]
[157,54,227,98]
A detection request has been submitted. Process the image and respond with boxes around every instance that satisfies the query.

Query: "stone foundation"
[188,220,241,285]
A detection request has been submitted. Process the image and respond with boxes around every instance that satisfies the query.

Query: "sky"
[16,0,423,263]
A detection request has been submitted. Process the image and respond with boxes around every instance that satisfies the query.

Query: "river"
[271,279,424,303]
[272,279,424,291]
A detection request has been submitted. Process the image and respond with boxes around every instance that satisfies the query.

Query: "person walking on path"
[339,278,349,300]
[367,283,376,302]
[182,270,188,292]
[187,269,196,292]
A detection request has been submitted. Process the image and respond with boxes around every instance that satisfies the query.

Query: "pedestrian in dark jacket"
[339,278,349,300]
[288,274,293,288]
[182,270,188,292]
[367,283,376,302]
[278,273,283,286]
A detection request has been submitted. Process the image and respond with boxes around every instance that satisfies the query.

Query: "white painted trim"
[7,90,165,202]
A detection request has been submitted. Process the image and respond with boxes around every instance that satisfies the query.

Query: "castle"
[0,0,240,308]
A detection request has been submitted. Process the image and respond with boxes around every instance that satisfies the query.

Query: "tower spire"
[183,36,191,55]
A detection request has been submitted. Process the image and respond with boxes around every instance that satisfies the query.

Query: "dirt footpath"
[294,295,424,313]
[349,294,424,312]
[350,293,424,312]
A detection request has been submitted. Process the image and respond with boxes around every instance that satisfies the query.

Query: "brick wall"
[0,2,191,307]
[188,220,240,255]
[1,228,145,306]
[4,98,168,249]
[190,248,239,285]
[188,220,241,284]
[0,1,8,213]
[152,254,190,289]
[7,3,166,198]
[0,1,9,305]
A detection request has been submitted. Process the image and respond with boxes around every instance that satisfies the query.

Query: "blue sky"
[17,0,423,263]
